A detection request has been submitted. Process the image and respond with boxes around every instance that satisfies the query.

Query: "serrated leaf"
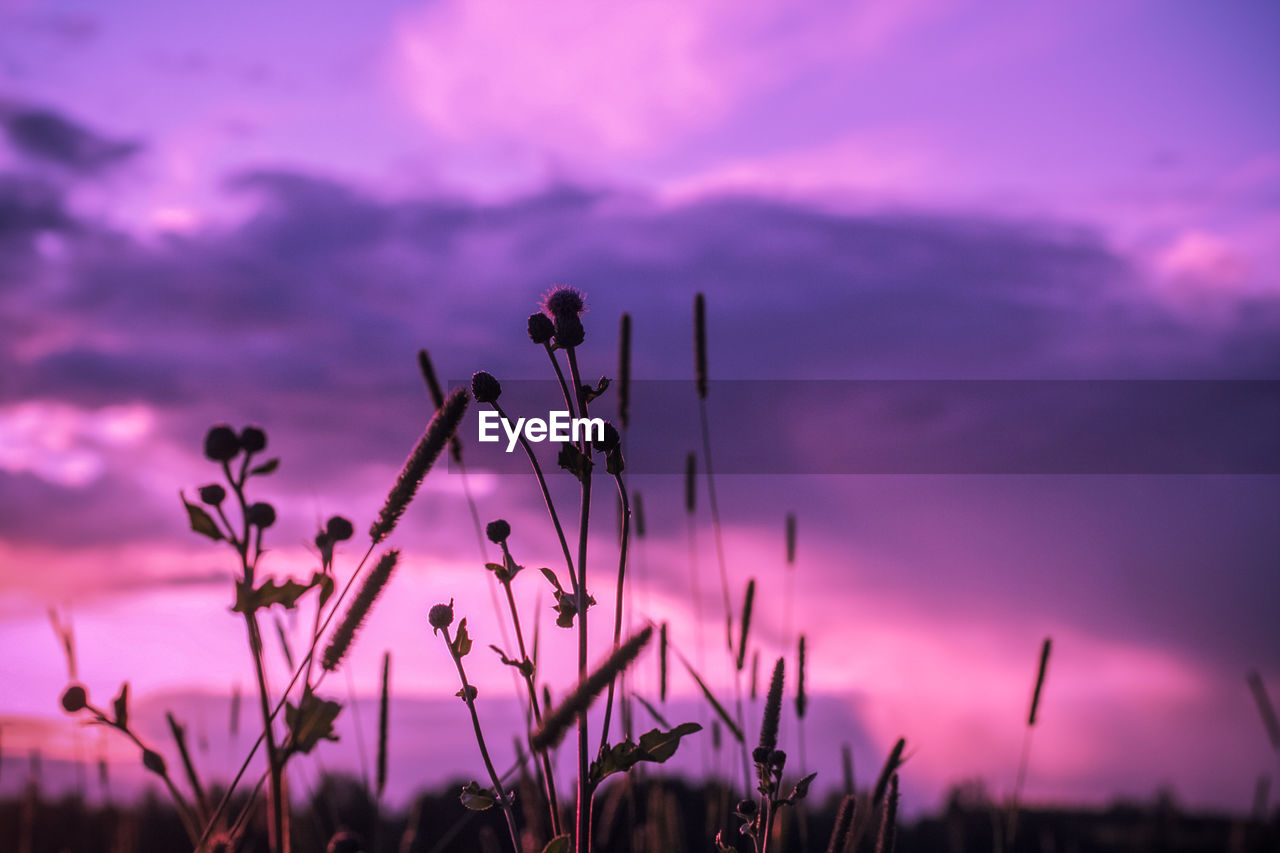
[249,457,280,476]
[557,443,593,482]
[181,492,223,541]
[451,618,472,658]
[541,834,572,853]
[589,722,702,785]
[285,693,341,754]
[112,683,129,729]
[455,685,478,701]
[233,577,313,614]
[460,780,498,810]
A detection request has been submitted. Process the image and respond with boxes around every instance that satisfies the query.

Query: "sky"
[1,0,1279,821]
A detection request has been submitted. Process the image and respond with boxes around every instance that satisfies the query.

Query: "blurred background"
[1,0,1278,830]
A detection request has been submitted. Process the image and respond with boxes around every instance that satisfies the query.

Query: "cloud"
[0,104,141,175]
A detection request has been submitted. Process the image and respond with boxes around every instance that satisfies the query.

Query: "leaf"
[315,571,335,608]
[540,568,565,594]
[552,590,593,629]
[557,443,593,482]
[460,780,498,811]
[632,693,671,729]
[181,492,223,541]
[787,772,818,804]
[112,683,129,729]
[451,618,472,658]
[285,693,341,754]
[490,645,534,678]
[456,685,478,701]
[582,376,611,403]
[589,723,702,785]
[233,577,313,614]
[681,656,743,743]
[249,457,280,476]
[605,448,625,476]
[541,834,572,853]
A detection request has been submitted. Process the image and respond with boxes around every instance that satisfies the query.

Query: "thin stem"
[197,542,377,850]
[545,343,578,421]
[567,347,594,853]
[492,401,579,594]
[499,573,563,836]
[442,625,522,853]
[598,472,630,754]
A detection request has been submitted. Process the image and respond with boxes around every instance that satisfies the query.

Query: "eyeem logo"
[478,411,605,452]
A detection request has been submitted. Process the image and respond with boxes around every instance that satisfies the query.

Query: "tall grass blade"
[735,579,755,673]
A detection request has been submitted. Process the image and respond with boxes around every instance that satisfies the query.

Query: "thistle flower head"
[542,285,585,318]
[485,519,511,544]
[528,313,554,344]
[553,313,585,349]
[247,502,276,529]
[326,515,354,542]
[198,484,226,506]
[239,426,267,454]
[429,599,455,633]
[204,425,240,462]
[60,684,88,713]
[471,371,501,403]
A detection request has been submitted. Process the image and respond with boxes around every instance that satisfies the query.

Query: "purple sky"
[1,0,1279,818]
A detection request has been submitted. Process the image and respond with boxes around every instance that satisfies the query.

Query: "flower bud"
[471,371,501,403]
[735,798,758,817]
[198,484,227,506]
[429,600,454,632]
[485,519,511,544]
[247,502,276,528]
[60,684,88,713]
[326,515,354,541]
[553,313,585,349]
[204,425,240,462]
[528,313,554,344]
[239,426,267,454]
[752,746,772,765]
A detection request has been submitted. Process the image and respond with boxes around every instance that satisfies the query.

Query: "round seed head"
[553,313,585,348]
[326,515,354,541]
[204,425,240,462]
[239,426,267,454]
[247,502,276,529]
[428,599,454,633]
[471,371,502,403]
[60,684,88,713]
[528,312,554,344]
[198,483,227,506]
[486,519,511,544]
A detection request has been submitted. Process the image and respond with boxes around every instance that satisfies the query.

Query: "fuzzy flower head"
[541,285,585,319]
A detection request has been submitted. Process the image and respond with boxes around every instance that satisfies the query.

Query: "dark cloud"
[1,104,140,174]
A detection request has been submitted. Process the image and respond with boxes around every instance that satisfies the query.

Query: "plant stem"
[598,472,631,754]
[443,626,522,853]
[567,347,594,853]
[492,401,579,594]
[498,570,562,835]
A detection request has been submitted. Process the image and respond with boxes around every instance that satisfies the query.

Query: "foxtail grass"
[1008,637,1052,847]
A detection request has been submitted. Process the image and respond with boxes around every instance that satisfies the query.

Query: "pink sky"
[1,0,1279,819]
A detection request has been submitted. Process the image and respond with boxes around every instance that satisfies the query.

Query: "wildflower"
[204,425,240,462]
